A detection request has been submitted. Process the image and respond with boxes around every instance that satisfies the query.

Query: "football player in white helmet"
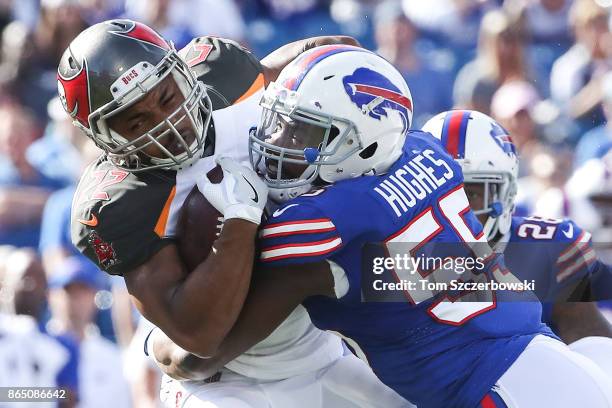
[156,47,612,407]
[249,49,411,203]
[423,109,612,380]
[422,110,519,242]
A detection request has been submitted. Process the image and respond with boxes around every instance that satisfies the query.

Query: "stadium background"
[0,0,611,406]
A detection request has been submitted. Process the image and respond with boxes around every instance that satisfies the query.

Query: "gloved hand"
[197,156,268,225]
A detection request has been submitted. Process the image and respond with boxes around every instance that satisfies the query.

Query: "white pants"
[495,335,612,407]
[159,353,409,408]
[569,336,612,379]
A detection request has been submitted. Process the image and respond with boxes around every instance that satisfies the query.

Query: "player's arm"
[180,36,359,110]
[125,220,257,358]
[540,218,612,342]
[125,158,268,358]
[152,260,336,380]
[550,258,612,343]
[260,36,361,85]
[551,302,612,344]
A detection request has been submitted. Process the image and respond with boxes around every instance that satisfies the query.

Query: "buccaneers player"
[60,20,405,407]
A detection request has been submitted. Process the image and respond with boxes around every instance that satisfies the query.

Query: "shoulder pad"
[71,158,177,275]
[179,36,264,110]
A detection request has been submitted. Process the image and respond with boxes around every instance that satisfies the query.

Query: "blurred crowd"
[1,0,612,406]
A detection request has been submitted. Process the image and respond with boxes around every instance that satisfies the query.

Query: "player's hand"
[197,157,268,225]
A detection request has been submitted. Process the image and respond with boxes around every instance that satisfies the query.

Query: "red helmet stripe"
[282,45,367,90]
[124,22,169,50]
[352,84,413,112]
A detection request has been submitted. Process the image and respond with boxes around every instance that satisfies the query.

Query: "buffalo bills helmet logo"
[490,122,517,157]
[343,67,412,133]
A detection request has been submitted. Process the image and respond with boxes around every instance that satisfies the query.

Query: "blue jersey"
[503,216,611,324]
[259,131,552,408]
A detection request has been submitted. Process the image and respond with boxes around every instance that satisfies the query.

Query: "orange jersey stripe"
[154,186,176,237]
[234,73,264,105]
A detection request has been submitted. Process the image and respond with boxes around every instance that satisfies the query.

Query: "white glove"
[197,156,268,225]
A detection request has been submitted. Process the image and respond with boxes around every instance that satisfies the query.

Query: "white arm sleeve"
[328,260,349,299]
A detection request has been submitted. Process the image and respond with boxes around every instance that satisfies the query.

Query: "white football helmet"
[422,110,519,241]
[249,45,413,202]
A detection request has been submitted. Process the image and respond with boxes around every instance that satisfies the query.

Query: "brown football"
[176,166,224,271]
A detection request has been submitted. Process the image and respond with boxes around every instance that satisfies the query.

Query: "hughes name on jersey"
[72,37,264,276]
[258,131,554,408]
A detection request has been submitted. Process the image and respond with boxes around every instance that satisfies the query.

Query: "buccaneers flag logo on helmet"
[57,59,91,127]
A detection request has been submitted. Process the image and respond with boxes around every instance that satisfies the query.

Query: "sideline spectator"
[403,0,495,66]
[575,71,612,167]
[374,0,453,127]
[0,103,67,247]
[506,0,573,97]
[124,0,246,48]
[453,9,531,114]
[550,0,612,129]
[401,0,494,53]
[47,257,131,408]
[491,80,542,167]
[513,0,572,45]
[0,248,79,407]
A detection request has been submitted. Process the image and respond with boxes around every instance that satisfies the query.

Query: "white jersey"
[78,331,131,408]
[0,314,69,408]
[225,305,344,380]
[165,87,345,381]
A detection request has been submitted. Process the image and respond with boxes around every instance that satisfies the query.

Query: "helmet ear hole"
[359,142,378,159]
[328,125,340,144]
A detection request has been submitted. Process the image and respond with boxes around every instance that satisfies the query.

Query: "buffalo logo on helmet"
[490,122,517,157]
[343,67,412,133]
[87,231,119,269]
[57,59,91,127]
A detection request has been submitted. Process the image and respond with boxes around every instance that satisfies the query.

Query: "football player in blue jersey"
[422,109,612,378]
[153,46,612,407]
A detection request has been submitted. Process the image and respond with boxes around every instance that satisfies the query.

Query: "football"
[176,166,224,271]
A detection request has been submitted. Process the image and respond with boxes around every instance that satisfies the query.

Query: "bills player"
[60,21,406,408]
[153,47,612,406]
[547,151,612,317]
[423,110,612,376]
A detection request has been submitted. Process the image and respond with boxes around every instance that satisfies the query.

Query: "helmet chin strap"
[489,202,503,218]
[482,201,503,242]
[269,183,313,203]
